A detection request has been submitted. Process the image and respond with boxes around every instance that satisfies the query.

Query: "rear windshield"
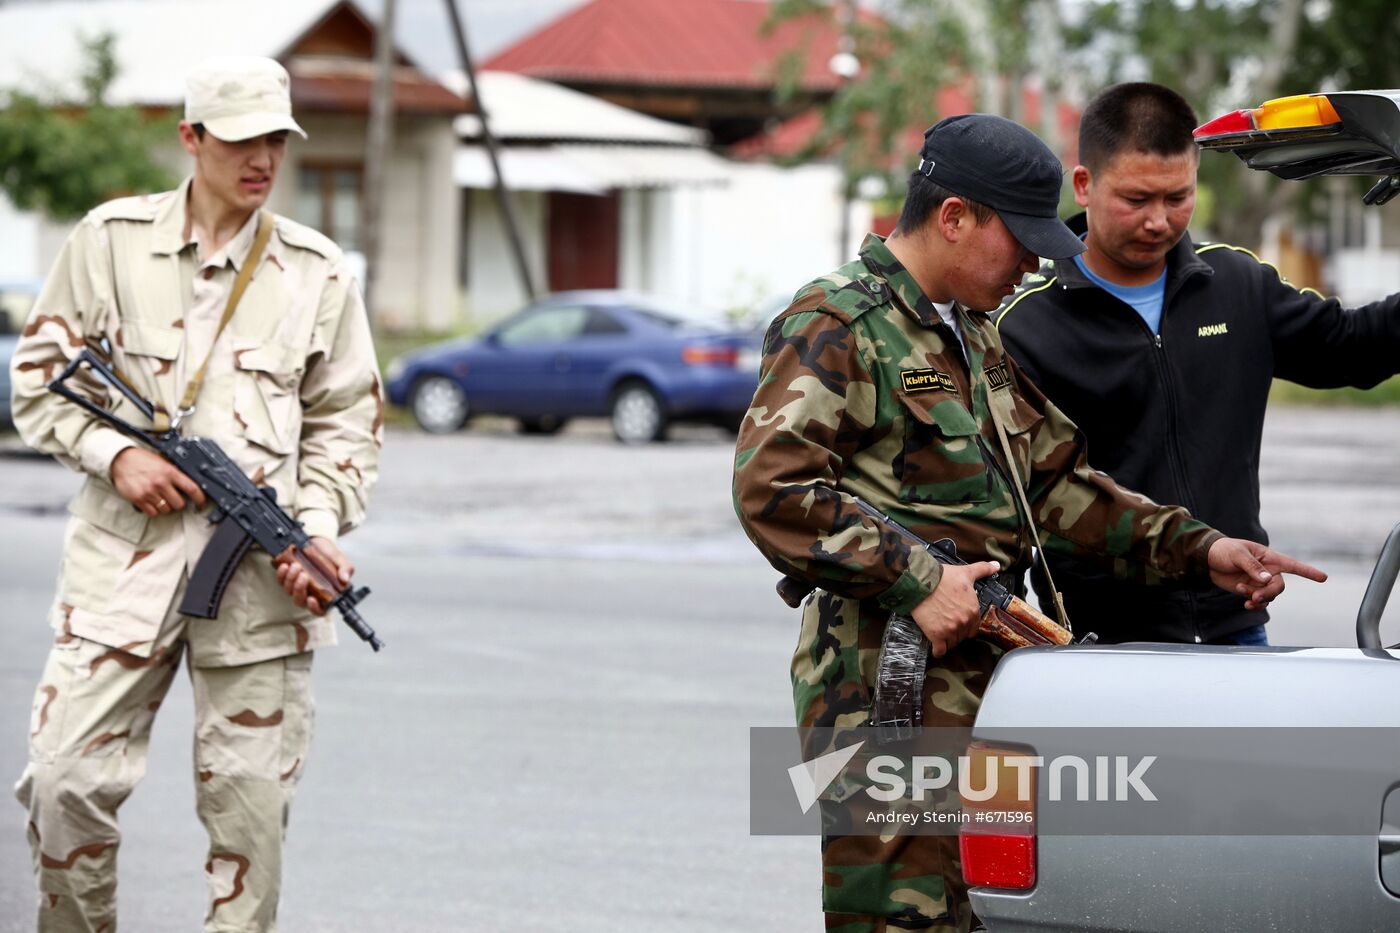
[629,307,687,329]
[629,305,724,332]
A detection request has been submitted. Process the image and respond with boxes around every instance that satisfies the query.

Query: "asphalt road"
[0,407,1397,931]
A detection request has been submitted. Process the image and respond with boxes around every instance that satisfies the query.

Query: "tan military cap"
[185,56,307,142]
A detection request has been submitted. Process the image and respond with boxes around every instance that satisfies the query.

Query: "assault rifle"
[777,496,1093,740]
[48,347,383,651]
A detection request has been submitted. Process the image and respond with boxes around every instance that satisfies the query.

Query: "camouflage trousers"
[15,605,314,933]
[793,592,1002,933]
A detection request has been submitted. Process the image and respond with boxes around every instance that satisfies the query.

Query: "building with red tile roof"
[483,0,878,144]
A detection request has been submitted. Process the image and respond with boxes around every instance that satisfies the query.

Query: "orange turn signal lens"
[1253,94,1342,131]
[960,743,1038,812]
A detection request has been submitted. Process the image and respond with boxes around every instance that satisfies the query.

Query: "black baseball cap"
[916,113,1085,260]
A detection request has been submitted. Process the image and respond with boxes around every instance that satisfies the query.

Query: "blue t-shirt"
[1074,255,1167,335]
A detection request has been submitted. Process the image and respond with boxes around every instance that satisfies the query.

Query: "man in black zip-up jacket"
[993,82,1400,645]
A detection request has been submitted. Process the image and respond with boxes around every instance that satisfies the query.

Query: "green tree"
[767,0,1377,248]
[768,0,966,183]
[1287,0,1400,91]
[0,33,175,221]
[1071,0,1311,246]
[766,0,1099,208]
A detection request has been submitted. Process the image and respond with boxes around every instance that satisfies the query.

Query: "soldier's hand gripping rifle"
[49,347,383,651]
[776,496,1093,740]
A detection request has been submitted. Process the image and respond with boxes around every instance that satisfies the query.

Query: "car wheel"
[610,382,667,444]
[519,416,567,435]
[410,376,470,434]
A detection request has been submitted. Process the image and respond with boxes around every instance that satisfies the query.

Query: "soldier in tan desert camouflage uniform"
[733,114,1325,932]
[10,57,381,932]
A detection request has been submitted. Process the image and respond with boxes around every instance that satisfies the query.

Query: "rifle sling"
[154,210,274,432]
[986,383,1074,634]
[88,211,274,434]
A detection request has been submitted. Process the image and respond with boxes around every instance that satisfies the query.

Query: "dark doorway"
[547,191,620,292]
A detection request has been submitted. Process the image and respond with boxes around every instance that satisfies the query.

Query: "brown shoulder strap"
[987,397,1074,633]
[153,210,274,432]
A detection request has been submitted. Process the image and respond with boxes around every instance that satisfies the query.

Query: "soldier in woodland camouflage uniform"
[10,57,381,932]
[733,115,1324,932]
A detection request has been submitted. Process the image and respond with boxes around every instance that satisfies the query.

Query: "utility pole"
[1030,0,1060,156]
[947,0,1000,115]
[831,0,860,265]
[362,0,398,324]
[444,0,537,300]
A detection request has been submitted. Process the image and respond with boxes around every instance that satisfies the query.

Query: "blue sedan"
[384,292,763,443]
[0,281,43,430]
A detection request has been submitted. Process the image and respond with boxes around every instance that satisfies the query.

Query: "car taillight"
[960,832,1035,889]
[1194,93,1343,141]
[682,345,738,367]
[959,742,1037,890]
[1192,108,1255,139]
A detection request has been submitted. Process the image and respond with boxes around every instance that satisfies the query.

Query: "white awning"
[455,144,732,192]
[450,71,706,146]
[558,145,732,188]
[454,147,606,194]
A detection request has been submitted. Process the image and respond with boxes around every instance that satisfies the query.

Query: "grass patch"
[1269,374,1400,407]
[374,326,479,375]
[373,326,482,428]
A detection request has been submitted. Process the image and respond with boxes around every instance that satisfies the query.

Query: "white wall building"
[454,71,867,325]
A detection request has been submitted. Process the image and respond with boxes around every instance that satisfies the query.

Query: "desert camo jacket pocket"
[896,392,992,506]
[232,336,302,456]
[115,319,181,423]
[58,478,150,615]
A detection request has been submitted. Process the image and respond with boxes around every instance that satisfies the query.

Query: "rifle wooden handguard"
[272,544,342,611]
[979,597,1074,650]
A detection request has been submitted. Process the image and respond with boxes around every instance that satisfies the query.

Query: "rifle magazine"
[871,614,928,745]
[179,519,255,618]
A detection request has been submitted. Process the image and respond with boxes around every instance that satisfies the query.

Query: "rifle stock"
[979,598,1074,650]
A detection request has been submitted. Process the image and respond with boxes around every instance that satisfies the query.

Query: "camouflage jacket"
[733,234,1222,617]
[10,179,382,665]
